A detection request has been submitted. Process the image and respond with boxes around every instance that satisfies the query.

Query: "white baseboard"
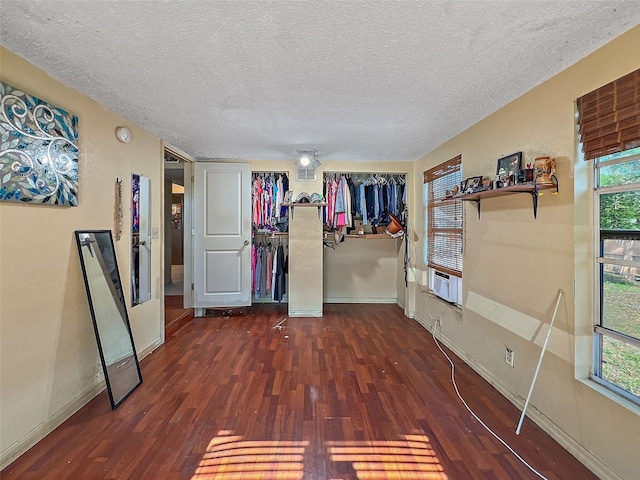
[138,338,162,361]
[0,378,105,470]
[287,310,323,317]
[0,336,163,471]
[323,297,397,304]
[412,312,622,480]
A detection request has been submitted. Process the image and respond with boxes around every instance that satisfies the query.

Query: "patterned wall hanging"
[0,81,79,206]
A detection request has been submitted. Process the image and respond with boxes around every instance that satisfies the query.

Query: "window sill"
[422,288,463,314]
[577,377,640,416]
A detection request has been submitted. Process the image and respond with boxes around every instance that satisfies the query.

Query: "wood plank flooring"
[2,304,597,480]
[165,295,193,338]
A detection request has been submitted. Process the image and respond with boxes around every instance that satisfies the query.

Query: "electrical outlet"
[505,347,514,367]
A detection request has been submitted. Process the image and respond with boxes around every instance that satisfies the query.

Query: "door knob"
[244,240,249,246]
[139,240,146,246]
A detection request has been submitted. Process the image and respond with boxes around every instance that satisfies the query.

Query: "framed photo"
[533,156,557,184]
[496,151,523,177]
[463,176,483,192]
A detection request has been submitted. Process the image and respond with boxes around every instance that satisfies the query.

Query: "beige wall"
[411,26,640,479]
[0,48,164,467]
[324,238,400,303]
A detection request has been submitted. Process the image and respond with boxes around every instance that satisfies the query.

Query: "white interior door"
[193,162,251,308]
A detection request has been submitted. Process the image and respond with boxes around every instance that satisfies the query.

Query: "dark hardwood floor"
[165,295,193,339]
[2,304,597,479]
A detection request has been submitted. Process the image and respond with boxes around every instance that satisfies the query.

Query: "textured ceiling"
[1,1,639,162]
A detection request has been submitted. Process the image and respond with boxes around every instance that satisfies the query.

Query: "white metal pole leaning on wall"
[516,289,565,435]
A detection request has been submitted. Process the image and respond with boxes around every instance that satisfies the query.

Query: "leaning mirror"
[75,230,143,409]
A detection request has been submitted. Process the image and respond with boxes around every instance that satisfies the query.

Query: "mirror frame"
[75,230,143,409]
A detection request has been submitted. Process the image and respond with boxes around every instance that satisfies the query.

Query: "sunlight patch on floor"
[192,431,447,479]
[327,434,448,480]
[192,430,307,479]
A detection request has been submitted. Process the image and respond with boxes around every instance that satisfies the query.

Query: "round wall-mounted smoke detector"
[115,126,131,143]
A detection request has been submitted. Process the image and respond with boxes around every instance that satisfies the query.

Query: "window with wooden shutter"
[577,68,640,161]
[424,155,462,277]
[577,69,640,406]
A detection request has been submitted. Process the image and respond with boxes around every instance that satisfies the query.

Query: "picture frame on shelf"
[533,156,557,185]
[496,151,523,177]
[463,176,483,193]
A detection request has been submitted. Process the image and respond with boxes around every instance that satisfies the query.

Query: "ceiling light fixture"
[295,148,319,169]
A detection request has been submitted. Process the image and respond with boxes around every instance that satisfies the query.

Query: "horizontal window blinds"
[423,156,461,184]
[577,68,640,160]
[424,155,462,277]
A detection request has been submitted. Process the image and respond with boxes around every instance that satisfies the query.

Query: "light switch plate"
[151,227,159,239]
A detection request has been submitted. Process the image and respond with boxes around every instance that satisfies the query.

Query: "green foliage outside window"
[599,156,640,231]
[596,150,640,402]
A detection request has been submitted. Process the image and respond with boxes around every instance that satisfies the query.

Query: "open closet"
[323,172,406,234]
[248,169,408,307]
[251,171,290,304]
[322,171,408,304]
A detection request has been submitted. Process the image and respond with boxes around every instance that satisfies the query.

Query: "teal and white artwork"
[0,81,79,206]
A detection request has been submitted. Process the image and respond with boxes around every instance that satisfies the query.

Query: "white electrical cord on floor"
[402,206,547,477]
[429,315,548,480]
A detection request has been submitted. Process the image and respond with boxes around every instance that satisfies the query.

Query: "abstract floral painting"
[0,81,79,206]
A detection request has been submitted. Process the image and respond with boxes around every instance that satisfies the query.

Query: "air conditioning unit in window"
[429,268,461,305]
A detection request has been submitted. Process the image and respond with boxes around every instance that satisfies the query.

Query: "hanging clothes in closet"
[251,237,288,301]
[323,173,406,232]
[252,172,289,232]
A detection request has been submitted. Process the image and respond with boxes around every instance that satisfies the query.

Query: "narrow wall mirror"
[132,173,152,306]
[75,230,143,409]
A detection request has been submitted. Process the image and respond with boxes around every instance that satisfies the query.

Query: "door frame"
[162,143,195,310]
[183,160,193,308]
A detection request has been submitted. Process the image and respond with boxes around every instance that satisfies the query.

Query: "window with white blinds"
[424,155,463,277]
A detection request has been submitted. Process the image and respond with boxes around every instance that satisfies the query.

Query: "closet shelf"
[346,234,393,239]
[282,202,327,206]
[283,202,327,220]
[254,231,288,237]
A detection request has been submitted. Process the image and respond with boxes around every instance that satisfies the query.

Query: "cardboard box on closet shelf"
[353,220,365,235]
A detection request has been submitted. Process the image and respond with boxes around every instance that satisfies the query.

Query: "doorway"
[164,151,192,337]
